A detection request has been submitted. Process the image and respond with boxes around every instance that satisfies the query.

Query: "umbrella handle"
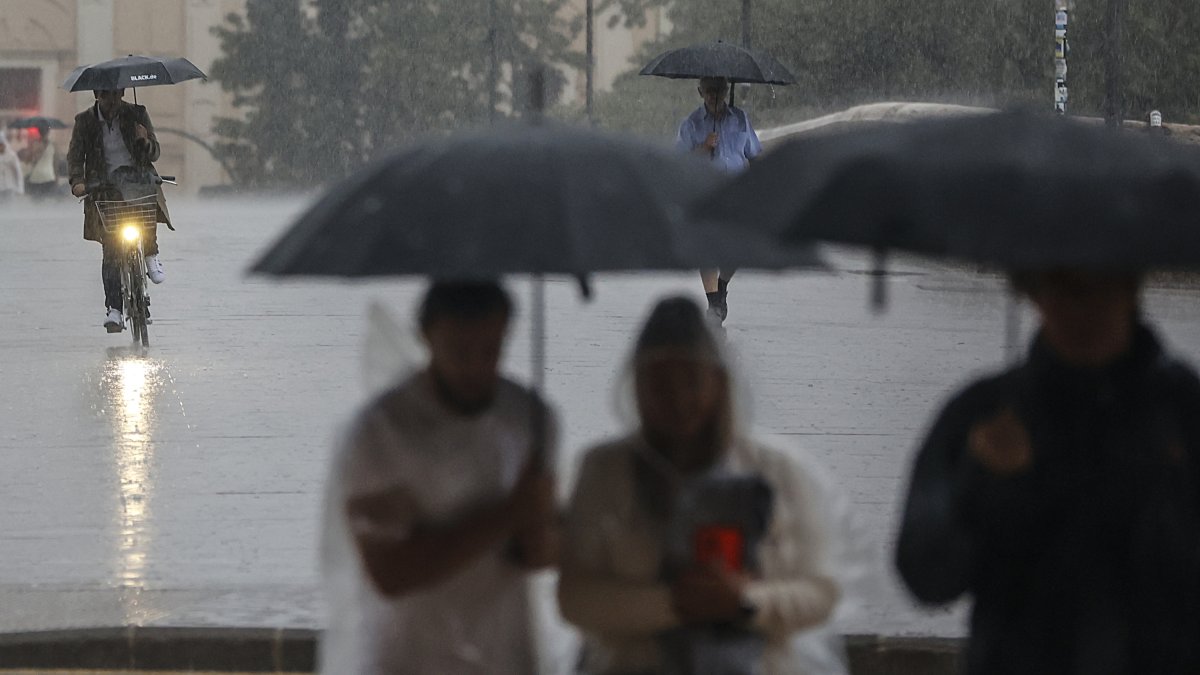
[1005,290,1022,363]
[870,248,888,312]
[576,274,593,300]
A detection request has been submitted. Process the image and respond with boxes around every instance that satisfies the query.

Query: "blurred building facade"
[563,1,670,102]
[0,0,244,194]
[0,1,663,193]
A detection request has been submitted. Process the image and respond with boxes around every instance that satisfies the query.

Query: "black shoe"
[706,290,728,324]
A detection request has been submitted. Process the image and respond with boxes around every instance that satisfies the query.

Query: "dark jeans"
[100,226,158,311]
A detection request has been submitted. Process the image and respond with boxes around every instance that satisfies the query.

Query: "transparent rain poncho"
[318,301,578,675]
[322,299,875,674]
[561,298,878,675]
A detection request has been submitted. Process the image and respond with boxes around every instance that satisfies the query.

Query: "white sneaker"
[145,254,165,284]
[104,308,123,332]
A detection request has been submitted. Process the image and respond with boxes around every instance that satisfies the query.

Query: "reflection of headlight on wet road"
[105,355,162,591]
[121,224,140,242]
[117,358,151,429]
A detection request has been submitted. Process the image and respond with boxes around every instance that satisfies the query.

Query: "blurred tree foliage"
[596,0,1200,134]
[210,0,578,187]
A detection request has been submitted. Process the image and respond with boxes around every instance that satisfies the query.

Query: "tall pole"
[488,0,499,124]
[585,0,595,125]
[731,0,750,108]
[1103,0,1125,127]
[1054,0,1069,115]
[741,0,751,49]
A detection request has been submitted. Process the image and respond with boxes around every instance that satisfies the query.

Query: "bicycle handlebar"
[78,173,179,200]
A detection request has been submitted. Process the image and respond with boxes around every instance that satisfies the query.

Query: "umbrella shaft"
[530,275,547,466]
[1005,291,1023,364]
[741,0,752,49]
[531,275,545,392]
[1054,1,1068,114]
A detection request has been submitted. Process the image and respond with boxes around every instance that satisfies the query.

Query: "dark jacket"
[67,101,171,242]
[896,324,1200,675]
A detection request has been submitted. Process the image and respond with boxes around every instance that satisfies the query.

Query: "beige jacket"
[559,435,839,675]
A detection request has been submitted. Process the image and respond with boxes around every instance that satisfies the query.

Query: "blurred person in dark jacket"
[896,269,1200,675]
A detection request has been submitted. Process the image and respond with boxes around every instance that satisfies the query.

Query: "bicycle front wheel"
[127,253,150,348]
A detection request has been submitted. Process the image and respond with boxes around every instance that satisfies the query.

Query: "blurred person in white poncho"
[320,280,561,675]
[23,126,61,201]
[559,296,868,675]
[0,133,24,202]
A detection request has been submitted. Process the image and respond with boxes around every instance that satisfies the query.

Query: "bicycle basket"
[95,194,158,235]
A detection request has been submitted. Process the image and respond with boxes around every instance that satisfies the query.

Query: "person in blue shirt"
[676,77,762,326]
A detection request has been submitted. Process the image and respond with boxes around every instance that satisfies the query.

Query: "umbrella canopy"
[639,40,796,85]
[251,122,823,278]
[251,120,824,469]
[696,111,1200,271]
[7,117,68,130]
[62,55,206,92]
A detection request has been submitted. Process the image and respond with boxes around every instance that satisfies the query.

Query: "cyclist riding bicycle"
[68,88,172,331]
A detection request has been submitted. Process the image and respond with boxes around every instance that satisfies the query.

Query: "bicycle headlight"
[121,224,140,242]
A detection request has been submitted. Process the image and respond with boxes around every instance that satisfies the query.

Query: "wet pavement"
[3,197,1200,639]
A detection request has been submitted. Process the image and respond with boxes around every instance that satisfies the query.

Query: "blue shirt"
[675,105,762,174]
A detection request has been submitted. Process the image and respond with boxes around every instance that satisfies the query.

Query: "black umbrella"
[251,122,820,278]
[697,111,1200,272]
[62,55,206,94]
[7,117,67,130]
[252,121,823,464]
[640,40,796,86]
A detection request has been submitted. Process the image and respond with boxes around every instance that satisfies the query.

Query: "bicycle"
[88,169,175,347]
